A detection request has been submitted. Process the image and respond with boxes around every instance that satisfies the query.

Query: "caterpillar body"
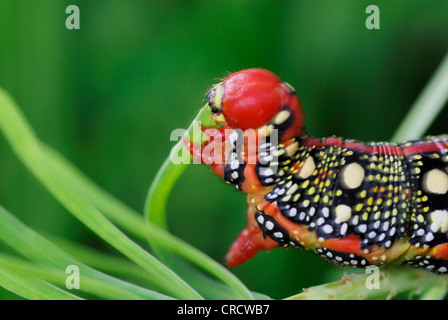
[184,68,448,274]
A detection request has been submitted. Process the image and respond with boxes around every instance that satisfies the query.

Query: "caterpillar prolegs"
[185,68,448,274]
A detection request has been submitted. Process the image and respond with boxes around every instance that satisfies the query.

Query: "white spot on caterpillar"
[296,156,315,179]
[264,177,274,184]
[323,224,333,234]
[230,160,239,170]
[288,208,297,217]
[339,162,365,189]
[273,232,283,238]
[285,141,299,157]
[334,204,352,222]
[260,167,274,176]
[228,130,239,148]
[430,210,448,233]
[358,224,367,233]
[287,183,299,195]
[340,223,348,235]
[422,169,448,195]
[273,110,290,125]
[438,267,447,273]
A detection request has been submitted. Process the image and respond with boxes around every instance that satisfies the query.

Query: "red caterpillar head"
[207,68,306,141]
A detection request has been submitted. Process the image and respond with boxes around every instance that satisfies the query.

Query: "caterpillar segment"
[184,68,448,274]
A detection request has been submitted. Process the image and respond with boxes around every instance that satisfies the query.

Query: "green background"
[0,0,447,299]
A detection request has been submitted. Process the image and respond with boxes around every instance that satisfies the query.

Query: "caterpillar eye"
[207,83,224,113]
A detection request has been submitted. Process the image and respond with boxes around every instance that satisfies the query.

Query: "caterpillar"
[184,68,448,274]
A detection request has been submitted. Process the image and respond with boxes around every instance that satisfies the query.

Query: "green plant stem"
[144,104,217,229]
[392,51,448,141]
[286,267,447,300]
[145,142,189,229]
[142,105,255,300]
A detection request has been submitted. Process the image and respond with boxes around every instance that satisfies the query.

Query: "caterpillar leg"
[225,205,279,267]
[225,224,278,267]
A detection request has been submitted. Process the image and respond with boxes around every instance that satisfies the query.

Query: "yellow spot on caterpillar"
[302,180,310,189]
[362,212,369,220]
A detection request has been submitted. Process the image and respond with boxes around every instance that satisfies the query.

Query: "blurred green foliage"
[0,0,447,299]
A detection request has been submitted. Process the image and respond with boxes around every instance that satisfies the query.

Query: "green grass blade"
[0,253,154,300]
[0,267,82,300]
[44,233,173,292]
[0,205,172,300]
[0,88,202,300]
[48,234,239,299]
[392,51,448,141]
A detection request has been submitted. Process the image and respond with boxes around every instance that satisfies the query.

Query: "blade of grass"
[0,89,200,300]
[0,253,154,300]
[392,51,448,141]
[0,205,172,300]
[46,233,239,299]
[0,266,82,300]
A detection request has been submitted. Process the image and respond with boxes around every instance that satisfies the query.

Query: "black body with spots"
[250,134,448,272]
